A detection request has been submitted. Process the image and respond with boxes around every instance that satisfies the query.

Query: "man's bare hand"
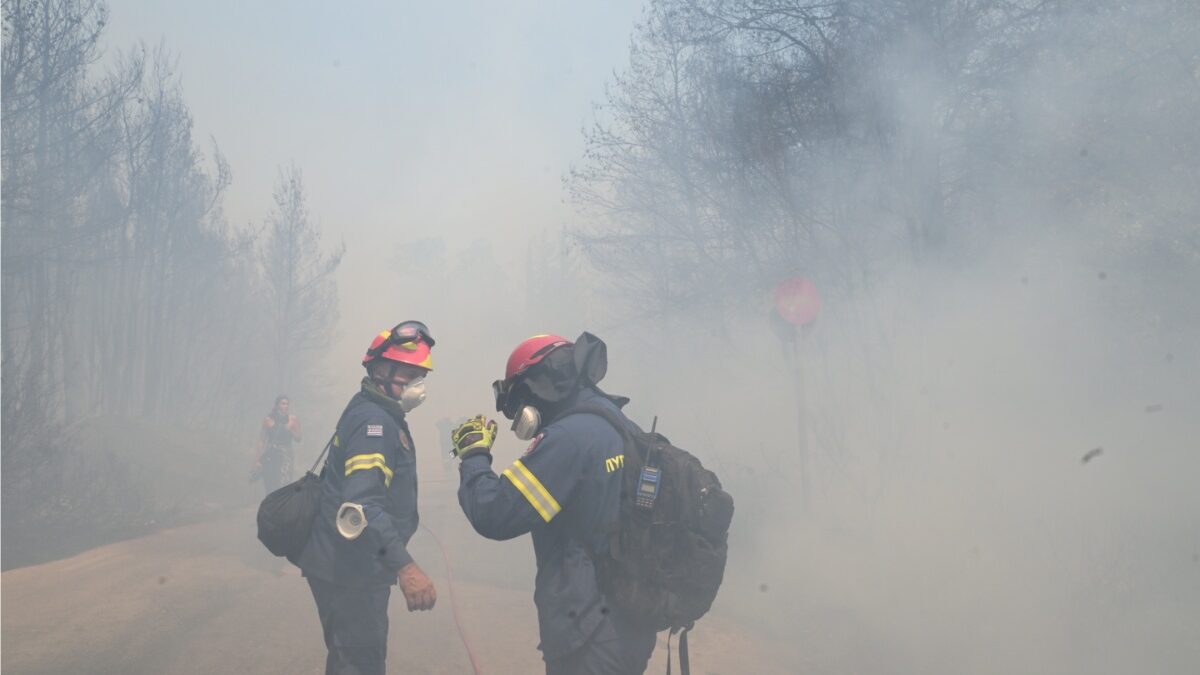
[397,562,436,611]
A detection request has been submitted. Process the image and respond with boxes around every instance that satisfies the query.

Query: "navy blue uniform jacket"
[297,391,419,588]
[458,388,639,659]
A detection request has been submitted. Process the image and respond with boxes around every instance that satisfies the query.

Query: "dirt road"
[2,485,792,674]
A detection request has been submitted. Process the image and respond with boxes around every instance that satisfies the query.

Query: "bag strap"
[563,404,645,470]
[665,626,692,675]
[306,433,336,475]
[667,629,674,675]
[306,404,353,474]
[558,403,627,430]
[561,404,642,565]
[679,626,691,675]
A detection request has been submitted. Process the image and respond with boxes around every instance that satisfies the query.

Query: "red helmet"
[362,321,434,371]
[505,334,571,380]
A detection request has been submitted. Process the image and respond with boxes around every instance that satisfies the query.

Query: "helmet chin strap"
[368,362,402,399]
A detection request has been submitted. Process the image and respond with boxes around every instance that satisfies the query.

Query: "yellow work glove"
[451,415,498,460]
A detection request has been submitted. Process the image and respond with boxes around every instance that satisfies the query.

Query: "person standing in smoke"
[252,395,303,494]
[294,321,438,675]
[451,333,657,675]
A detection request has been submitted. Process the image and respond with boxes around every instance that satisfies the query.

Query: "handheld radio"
[635,466,661,509]
[635,415,662,509]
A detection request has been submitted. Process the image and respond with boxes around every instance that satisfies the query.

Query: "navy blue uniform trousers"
[543,610,656,675]
[307,576,390,675]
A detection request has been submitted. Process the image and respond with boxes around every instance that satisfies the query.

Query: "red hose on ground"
[421,524,484,675]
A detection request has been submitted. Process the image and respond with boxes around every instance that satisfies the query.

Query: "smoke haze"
[4,1,1198,673]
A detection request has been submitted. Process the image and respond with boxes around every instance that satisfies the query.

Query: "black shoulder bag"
[255,428,337,560]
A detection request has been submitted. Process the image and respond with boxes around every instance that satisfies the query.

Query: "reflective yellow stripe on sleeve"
[345,453,394,487]
[501,459,561,523]
[514,460,562,514]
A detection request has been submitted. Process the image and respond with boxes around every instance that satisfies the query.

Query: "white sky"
[101,0,646,389]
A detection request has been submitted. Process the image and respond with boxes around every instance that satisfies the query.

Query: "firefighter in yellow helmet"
[293,321,437,675]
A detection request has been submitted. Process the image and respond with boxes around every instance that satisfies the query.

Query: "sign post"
[773,276,821,507]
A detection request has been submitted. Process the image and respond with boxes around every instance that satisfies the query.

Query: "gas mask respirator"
[511,406,541,441]
[494,375,553,441]
[494,377,538,439]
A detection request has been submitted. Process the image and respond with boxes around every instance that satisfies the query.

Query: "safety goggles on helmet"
[492,378,521,419]
[365,321,435,361]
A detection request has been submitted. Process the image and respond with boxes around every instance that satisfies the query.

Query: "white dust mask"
[398,377,427,412]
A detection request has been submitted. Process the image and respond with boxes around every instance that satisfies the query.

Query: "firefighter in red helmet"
[294,321,438,675]
[501,334,574,439]
[451,332,657,675]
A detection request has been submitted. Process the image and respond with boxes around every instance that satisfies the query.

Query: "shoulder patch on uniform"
[605,454,625,473]
[366,424,383,437]
[521,432,546,457]
[398,430,412,451]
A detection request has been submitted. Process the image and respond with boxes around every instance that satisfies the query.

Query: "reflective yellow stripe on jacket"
[502,459,561,523]
[345,453,394,487]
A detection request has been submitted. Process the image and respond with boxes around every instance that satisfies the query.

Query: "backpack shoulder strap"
[560,403,644,562]
[561,404,636,439]
[560,404,645,468]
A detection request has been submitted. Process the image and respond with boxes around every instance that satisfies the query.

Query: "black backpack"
[256,431,335,560]
[573,405,734,635]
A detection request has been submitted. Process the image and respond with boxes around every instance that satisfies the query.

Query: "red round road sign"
[774,276,820,326]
